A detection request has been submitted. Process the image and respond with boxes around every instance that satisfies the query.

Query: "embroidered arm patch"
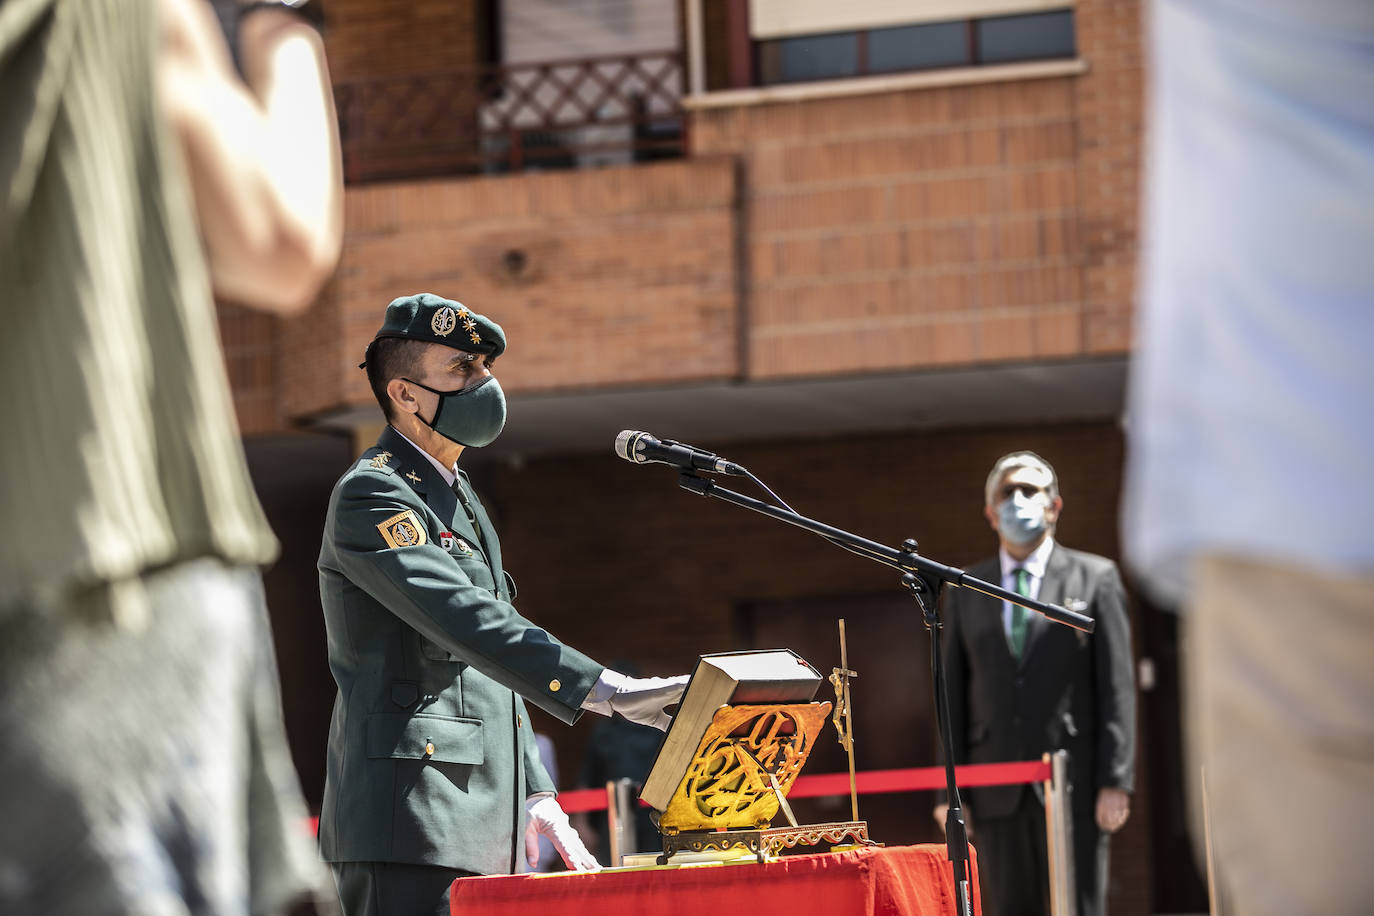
[377,509,428,549]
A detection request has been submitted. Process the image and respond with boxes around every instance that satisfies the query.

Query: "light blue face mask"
[997,490,1049,545]
[405,375,507,448]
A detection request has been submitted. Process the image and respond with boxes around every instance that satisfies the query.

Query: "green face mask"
[405,375,507,448]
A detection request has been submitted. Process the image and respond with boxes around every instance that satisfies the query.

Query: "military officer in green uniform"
[319,293,687,916]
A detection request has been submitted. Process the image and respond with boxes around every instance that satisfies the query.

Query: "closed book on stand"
[639,649,822,812]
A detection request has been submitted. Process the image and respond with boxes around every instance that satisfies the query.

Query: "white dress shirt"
[393,427,458,486]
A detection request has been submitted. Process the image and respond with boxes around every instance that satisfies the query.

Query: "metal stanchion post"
[1043,750,1077,916]
[606,778,637,867]
[606,780,622,867]
[617,778,638,858]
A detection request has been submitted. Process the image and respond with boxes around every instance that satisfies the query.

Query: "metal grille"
[335,50,686,183]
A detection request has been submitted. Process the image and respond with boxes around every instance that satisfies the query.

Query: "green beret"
[363,293,506,366]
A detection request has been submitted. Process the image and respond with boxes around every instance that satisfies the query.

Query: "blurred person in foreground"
[0,0,341,913]
[319,293,688,916]
[936,452,1135,916]
[1125,2,1374,913]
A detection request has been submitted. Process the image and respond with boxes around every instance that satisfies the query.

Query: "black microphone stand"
[675,472,1093,916]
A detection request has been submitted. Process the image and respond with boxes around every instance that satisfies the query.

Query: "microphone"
[614,430,747,476]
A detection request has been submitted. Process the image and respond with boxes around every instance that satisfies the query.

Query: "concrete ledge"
[683,59,1088,111]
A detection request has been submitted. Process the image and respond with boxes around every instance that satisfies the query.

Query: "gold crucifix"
[829,618,860,822]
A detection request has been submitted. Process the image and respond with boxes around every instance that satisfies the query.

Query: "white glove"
[582,670,690,731]
[525,795,600,872]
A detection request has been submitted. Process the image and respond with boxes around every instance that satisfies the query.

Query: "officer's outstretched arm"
[329,470,603,724]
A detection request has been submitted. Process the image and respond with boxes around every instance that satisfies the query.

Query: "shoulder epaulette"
[359,450,395,474]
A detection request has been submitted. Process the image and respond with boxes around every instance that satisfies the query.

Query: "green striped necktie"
[1010,567,1031,660]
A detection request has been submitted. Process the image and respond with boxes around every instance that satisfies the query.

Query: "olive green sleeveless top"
[0,0,278,625]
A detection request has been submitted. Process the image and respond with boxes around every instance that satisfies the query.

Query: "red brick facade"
[227,3,1143,431]
[277,157,742,423]
[694,75,1092,376]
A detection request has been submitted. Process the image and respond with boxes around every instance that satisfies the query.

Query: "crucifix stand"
[828,618,861,823]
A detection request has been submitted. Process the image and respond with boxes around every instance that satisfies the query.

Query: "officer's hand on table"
[525,795,600,872]
[582,670,690,731]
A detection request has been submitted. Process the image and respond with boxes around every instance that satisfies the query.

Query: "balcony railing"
[335,50,686,184]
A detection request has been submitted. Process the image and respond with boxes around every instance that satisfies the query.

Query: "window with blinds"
[754,8,1075,86]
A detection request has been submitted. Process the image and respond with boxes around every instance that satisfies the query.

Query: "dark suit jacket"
[942,542,1135,821]
[318,427,605,874]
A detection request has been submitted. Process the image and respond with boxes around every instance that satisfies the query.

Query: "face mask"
[997,490,1048,545]
[404,375,507,448]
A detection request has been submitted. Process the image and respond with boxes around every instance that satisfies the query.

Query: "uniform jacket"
[942,543,1136,821]
[318,427,604,874]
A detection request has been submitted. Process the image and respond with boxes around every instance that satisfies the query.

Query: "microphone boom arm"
[675,472,1094,633]
[671,467,1087,916]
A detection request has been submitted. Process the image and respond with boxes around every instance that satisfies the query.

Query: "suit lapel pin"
[440,532,454,549]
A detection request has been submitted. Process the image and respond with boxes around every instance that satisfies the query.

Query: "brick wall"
[277,157,740,420]
[217,304,280,435]
[687,0,1142,378]
[323,0,486,181]
[693,77,1086,377]
[238,0,1144,427]
[1075,0,1146,352]
[322,0,481,82]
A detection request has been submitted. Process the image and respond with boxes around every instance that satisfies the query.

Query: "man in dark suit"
[318,293,687,916]
[935,451,1136,916]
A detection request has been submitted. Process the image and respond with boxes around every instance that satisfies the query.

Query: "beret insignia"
[431,306,458,337]
[377,509,428,549]
[364,294,505,361]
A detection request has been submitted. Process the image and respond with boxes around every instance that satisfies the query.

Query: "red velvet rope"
[554,760,1053,814]
[305,760,1050,832]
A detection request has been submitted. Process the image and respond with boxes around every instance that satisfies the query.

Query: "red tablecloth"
[450,843,981,916]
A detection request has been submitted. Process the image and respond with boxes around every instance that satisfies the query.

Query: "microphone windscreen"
[614,429,645,462]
